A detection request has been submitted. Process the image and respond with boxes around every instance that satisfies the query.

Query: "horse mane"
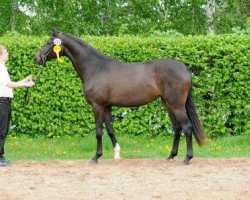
[63,33,106,59]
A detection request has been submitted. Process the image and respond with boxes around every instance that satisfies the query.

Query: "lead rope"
[24,60,46,105]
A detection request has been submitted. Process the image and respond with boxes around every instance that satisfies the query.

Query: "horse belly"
[109,84,159,107]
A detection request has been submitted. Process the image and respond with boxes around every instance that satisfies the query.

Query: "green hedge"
[0,33,249,138]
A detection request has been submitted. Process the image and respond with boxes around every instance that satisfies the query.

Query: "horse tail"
[186,88,206,146]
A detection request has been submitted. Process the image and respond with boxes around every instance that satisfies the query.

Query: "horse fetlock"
[96,152,103,158]
[187,154,193,159]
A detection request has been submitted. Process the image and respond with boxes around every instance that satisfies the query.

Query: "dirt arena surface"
[0,158,249,200]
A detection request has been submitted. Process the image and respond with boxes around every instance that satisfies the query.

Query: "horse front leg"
[90,105,105,164]
[104,107,121,160]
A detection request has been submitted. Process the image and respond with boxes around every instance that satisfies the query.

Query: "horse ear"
[52,28,60,36]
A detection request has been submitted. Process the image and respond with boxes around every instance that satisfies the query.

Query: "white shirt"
[0,63,13,98]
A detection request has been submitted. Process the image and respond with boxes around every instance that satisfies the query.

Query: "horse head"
[34,28,65,65]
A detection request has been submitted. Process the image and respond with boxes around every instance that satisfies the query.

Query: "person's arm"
[6,75,35,88]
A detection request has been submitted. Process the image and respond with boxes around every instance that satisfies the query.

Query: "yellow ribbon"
[53,45,64,63]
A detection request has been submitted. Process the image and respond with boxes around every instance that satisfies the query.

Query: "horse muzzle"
[34,52,45,65]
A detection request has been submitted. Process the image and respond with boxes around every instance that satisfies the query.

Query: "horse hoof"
[168,158,174,162]
[183,159,190,165]
[90,159,98,164]
[167,153,177,160]
[167,156,175,161]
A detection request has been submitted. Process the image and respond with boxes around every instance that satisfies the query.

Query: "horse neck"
[62,35,106,82]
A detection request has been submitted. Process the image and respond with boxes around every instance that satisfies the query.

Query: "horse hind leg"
[165,107,182,160]
[171,107,193,164]
[161,82,193,164]
[104,107,121,160]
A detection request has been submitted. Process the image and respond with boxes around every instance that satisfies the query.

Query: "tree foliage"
[0,0,249,36]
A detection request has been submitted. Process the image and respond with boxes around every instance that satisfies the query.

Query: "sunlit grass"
[5,134,250,161]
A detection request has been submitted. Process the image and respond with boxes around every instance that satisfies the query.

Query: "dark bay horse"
[35,29,206,164]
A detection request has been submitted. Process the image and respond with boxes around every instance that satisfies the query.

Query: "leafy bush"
[0,33,249,138]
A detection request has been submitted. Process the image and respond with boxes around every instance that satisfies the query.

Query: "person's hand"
[23,75,33,83]
[22,75,35,87]
[25,80,35,87]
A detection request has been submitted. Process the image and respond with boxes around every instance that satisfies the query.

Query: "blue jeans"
[0,98,11,156]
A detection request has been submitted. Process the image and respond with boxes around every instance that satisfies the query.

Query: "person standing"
[0,45,35,166]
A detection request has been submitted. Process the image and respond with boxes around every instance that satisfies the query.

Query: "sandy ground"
[0,158,249,200]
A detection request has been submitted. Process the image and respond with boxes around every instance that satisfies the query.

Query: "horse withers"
[34,29,206,165]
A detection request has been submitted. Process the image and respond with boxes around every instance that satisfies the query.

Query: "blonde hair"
[0,45,7,55]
